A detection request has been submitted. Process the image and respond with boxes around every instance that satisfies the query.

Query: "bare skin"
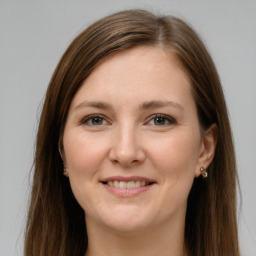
[63,46,217,256]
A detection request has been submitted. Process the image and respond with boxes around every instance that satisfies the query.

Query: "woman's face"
[63,46,207,233]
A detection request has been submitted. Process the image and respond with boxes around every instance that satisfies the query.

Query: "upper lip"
[100,176,156,183]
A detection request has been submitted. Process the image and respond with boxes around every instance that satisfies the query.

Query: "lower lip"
[101,183,155,197]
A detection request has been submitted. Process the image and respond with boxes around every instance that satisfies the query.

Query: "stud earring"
[63,167,69,177]
[62,162,68,175]
[200,167,208,178]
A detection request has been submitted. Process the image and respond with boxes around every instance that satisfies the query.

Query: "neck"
[84,215,188,256]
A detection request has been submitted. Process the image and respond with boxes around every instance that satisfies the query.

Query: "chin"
[95,206,154,233]
[105,219,150,234]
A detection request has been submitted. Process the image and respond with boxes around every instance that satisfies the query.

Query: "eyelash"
[80,114,176,127]
[147,114,176,126]
[80,114,108,126]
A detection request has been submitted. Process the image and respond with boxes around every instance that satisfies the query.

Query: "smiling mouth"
[100,177,156,197]
[101,180,155,189]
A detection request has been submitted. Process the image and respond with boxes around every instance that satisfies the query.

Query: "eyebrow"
[73,100,183,112]
[74,101,113,111]
[139,100,184,111]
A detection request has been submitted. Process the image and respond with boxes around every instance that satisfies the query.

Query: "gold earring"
[200,167,208,178]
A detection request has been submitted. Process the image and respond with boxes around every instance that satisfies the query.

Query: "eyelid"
[80,114,110,126]
[146,113,177,126]
[79,113,176,127]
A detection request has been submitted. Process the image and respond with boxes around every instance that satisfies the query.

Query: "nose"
[108,124,146,167]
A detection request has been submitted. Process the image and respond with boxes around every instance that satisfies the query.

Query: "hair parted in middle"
[25,9,239,256]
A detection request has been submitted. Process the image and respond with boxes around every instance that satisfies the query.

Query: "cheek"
[63,131,109,175]
[148,131,200,175]
[63,132,110,210]
[146,131,200,201]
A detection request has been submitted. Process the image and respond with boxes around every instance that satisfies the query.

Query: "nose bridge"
[109,120,145,166]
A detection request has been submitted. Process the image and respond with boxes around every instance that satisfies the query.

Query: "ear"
[59,144,69,178]
[63,159,69,178]
[63,168,69,177]
[195,124,218,177]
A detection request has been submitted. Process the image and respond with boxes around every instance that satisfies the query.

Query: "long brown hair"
[25,9,240,255]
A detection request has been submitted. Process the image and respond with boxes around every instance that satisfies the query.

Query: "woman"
[24,9,240,256]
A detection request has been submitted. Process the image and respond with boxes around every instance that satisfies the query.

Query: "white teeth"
[135,180,141,188]
[127,181,135,188]
[106,180,150,188]
[119,181,126,188]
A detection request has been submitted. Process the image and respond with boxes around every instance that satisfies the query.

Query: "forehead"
[70,46,193,110]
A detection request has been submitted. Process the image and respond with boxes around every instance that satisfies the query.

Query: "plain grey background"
[0,1,255,255]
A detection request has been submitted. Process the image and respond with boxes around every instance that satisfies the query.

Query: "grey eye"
[154,116,167,125]
[91,117,104,125]
[81,115,107,126]
[148,114,176,126]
